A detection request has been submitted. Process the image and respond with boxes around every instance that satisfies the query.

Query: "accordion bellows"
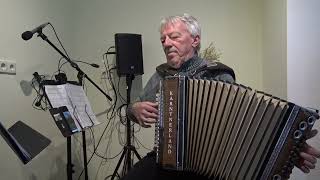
[155,76,319,180]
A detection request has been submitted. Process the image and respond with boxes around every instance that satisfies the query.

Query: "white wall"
[261,0,287,99]
[71,1,264,178]
[0,0,264,179]
[288,0,320,179]
[70,0,264,179]
[0,0,76,180]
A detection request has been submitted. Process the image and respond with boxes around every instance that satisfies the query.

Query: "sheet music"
[44,83,100,131]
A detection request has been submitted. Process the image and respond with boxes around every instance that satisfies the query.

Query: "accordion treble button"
[287,162,294,168]
[290,151,298,158]
[281,169,287,175]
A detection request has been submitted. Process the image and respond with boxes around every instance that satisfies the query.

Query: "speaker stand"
[111,74,141,179]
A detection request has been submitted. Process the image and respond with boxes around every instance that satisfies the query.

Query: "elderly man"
[123,13,320,179]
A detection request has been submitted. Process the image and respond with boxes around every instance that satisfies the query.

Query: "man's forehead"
[161,21,189,35]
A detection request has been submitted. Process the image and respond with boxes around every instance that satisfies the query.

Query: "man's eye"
[170,36,179,39]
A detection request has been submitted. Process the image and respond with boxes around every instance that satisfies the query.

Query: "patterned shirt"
[127,55,235,121]
[136,55,235,103]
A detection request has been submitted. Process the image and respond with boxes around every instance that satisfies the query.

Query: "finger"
[143,111,158,119]
[145,101,159,108]
[143,117,157,124]
[299,165,310,173]
[303,160,316,169]
[146,118,157,124]
[304,144,320,158]
[144,106,159,114]
[142,120,155,128]
[300,152,317,164]
[137,118,151,128]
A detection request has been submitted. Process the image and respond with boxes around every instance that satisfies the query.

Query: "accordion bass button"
[292,156,299,162]
[272,174,282,180]
[282,167,288,174]
[307,116,316,126]
[293,142,304,149]
[281,170,288,178]
[290,150,295,155]
[290,150,299,159]
[293,130,303,140]
[299,121,307,131]
[286,160,294,168]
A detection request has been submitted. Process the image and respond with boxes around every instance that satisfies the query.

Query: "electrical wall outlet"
[0,59,16,75]
[0,60,8,73]
[7,60,16,74]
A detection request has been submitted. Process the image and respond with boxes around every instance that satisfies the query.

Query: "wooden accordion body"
[155,76,319,180]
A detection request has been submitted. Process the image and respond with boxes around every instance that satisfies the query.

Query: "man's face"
[160,20,200,69]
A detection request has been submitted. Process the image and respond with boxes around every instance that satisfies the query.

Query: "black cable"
[117,77,127,103]
[76,119,124,180]
[77,46,123,180]
[30,74,49,110]
[48,23,71,60]
[116,104,128,125]
[77,116,112,180]
[102,67,117,120]
[102,48,118,120]
[134,136,152,151]
[58,58,99,70]
[104,173,120,180]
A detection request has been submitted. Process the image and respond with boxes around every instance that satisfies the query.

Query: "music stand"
[111,74,141,179]
[33,75,89,180]
[28,30,112,180]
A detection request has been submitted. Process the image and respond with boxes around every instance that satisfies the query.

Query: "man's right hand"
[131,101,158,128]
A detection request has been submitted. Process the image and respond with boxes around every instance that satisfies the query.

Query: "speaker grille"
[115,33,144,76]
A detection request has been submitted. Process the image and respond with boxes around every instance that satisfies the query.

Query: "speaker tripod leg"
[130,145,141,160]
[111,147,127,180]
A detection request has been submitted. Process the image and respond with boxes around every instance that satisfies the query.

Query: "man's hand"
[131,101,158,128]
[298,129,320,173]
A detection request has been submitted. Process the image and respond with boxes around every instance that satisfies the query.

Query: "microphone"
[21,22,50,41]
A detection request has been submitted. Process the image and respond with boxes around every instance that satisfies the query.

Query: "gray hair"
[160,13,201,53]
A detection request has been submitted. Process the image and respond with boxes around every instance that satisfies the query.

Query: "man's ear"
[192,35,200,48]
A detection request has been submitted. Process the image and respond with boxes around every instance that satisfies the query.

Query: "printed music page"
[44,83,100,130]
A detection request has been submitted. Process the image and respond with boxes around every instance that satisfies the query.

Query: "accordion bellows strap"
[155,76,319,180]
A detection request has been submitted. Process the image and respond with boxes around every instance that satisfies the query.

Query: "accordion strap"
[198,61,236,80]
[156,61,235,80]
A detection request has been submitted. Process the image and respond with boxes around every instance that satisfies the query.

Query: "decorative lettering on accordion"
[168,93,174,154]
[162,78,178,168]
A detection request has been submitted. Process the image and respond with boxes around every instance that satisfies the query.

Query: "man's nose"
[162,37,173,48]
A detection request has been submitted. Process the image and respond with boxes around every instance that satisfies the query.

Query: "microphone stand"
[36,31,112,180]
[37,31,112,102]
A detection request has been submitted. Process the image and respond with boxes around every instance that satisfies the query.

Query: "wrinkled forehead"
[160,20,190,36]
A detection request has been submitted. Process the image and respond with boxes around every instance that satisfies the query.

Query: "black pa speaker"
[115,33,144,76]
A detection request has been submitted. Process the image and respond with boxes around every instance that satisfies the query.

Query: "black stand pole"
[111,74,141,180]
[77,72,89,180]
[33,72,75,180]
[67,137,73,180]
[35,31,112,180]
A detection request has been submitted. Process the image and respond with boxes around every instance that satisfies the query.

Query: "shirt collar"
[177,55,203,73]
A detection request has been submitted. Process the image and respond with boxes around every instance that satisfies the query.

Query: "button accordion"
[155,76,319,180]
